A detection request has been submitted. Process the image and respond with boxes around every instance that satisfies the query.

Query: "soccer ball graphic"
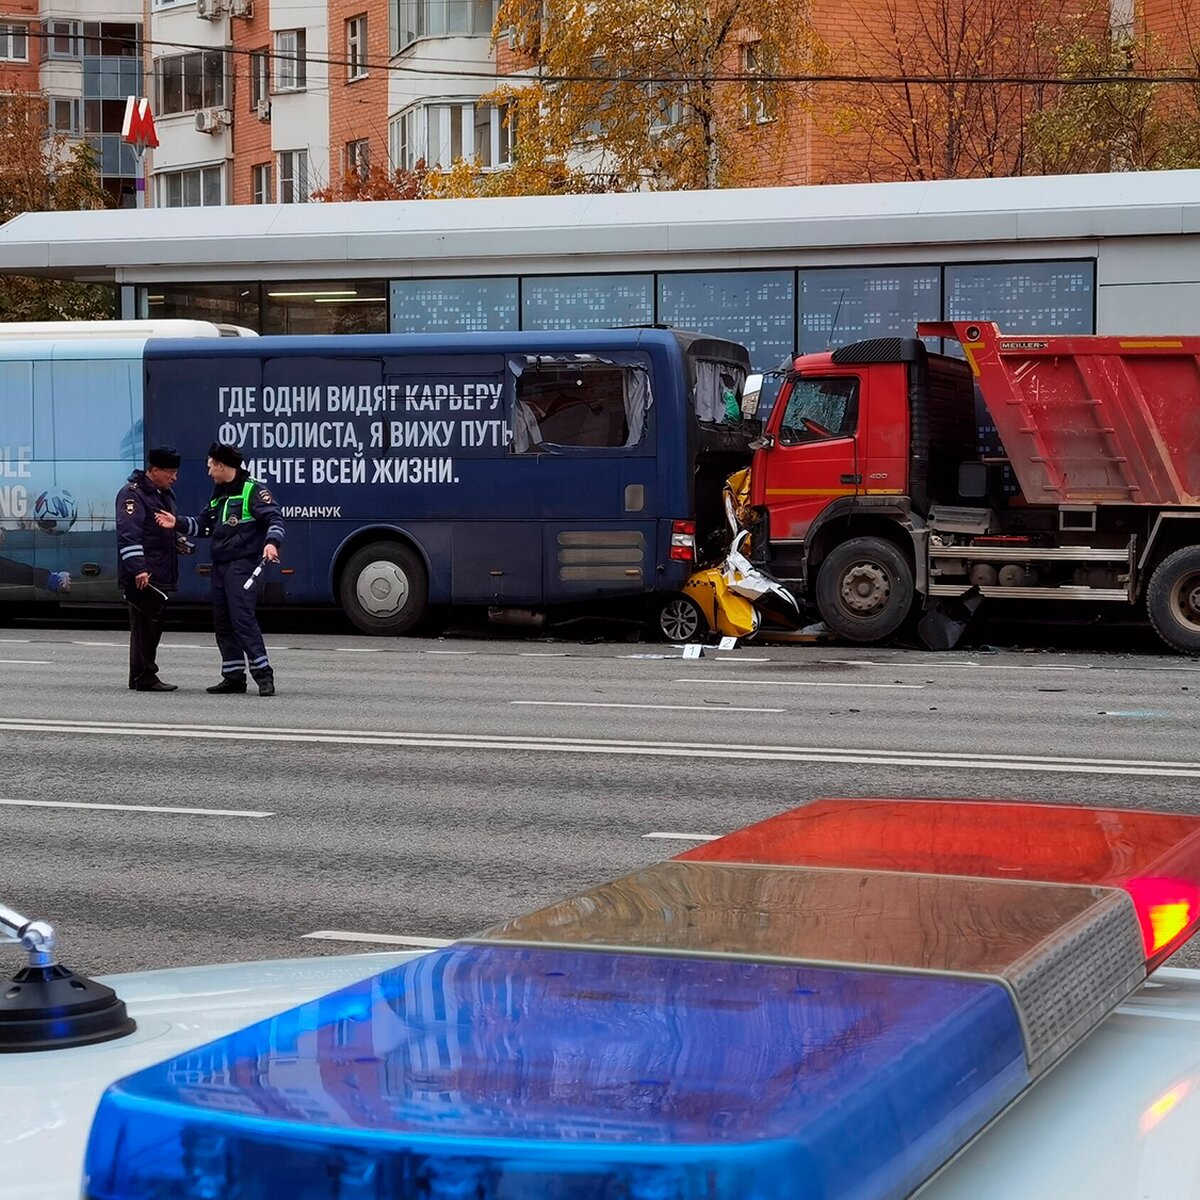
[33,488,78,534]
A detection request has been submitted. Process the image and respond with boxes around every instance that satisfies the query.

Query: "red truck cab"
[750,323,1200,654]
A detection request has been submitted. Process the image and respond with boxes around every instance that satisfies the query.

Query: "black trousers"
[212,559,272,681]
[128,603,165,688]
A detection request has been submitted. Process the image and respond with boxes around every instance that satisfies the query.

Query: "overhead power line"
[13,25,1200,89]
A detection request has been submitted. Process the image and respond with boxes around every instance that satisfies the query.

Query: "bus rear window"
[694,360,747,425]
[512,360,650,453]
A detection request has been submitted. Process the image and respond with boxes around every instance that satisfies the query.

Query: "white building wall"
[269,0,329,193]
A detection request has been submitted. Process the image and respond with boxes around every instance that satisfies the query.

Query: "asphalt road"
[3,624,1200,975]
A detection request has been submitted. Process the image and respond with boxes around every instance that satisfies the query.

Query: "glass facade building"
[142,260,1096,364]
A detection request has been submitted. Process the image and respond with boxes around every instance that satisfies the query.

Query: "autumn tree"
[823,0,1108,182]
[0,88,114,320]
[1026,23,1200,173]
[311,160,430,202]
[466,0,822,195]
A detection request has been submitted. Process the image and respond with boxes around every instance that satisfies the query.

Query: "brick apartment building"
[0,0,1195,207]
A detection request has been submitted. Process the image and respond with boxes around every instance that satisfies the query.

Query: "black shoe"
[258,679,275,697]
[206,678,247,694]
[135,680,178,692]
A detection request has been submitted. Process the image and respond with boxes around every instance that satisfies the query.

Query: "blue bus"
[0,324,753,635]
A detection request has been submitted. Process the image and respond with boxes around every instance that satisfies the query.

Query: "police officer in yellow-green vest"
[156,442,284,696]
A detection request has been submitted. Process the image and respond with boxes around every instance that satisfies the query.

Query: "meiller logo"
[120,97,159,148]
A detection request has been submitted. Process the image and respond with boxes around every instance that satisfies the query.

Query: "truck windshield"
[779,376,859,444]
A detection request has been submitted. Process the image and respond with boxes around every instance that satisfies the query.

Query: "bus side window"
[50,360,138,460]
[510,360,650,454]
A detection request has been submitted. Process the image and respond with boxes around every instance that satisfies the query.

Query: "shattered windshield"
[779,376,859,443]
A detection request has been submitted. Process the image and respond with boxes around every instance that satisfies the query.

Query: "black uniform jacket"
[178,470,285,565]
[116,470,182,589]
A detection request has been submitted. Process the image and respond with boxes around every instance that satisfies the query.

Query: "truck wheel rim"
[1171,570,1200,629]
[356,561,409,618]
[841,563,890,615]
[661,599,699,641]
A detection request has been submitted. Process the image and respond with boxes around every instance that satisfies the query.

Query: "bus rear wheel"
[339,541,428,636]
[815,536,914,643]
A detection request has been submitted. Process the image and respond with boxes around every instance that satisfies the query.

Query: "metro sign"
[120,96,159,149]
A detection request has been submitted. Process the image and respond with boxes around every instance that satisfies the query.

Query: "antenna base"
[0,962,136,1052]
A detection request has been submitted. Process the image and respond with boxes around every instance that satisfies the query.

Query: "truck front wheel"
[815,537,914,643]
[339,540,428,635]
[1146,546,1200,654]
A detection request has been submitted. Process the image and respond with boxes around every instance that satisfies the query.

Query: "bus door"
[757,372,863,543]
[382,355,543,606]
[507,352,658,604]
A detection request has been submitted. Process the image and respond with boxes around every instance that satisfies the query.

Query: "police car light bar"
[82,799,1200,1200]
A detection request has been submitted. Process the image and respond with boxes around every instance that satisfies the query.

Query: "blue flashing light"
[84,945,1028,1200]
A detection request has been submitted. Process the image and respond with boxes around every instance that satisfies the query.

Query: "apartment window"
[278,149,309,203]
[397,0,496,51]
[346,15,367,80]
[741,42,773,123]
[252,163,272,204]
[157,51,226,115]
[274,30,306,92]
[47,19,82,58]
[473,104,513,169]
[0,23,28,61]
[49,97,82,134]
[249,49,269,108]
[157,164,224,207]
[391,101,512,170]
[346,138,370,180]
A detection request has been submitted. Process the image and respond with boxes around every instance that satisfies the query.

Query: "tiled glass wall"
[143,260,1096,377]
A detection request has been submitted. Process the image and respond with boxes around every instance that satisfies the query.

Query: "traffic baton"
[243,557,268,591]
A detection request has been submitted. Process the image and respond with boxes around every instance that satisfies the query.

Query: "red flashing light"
[679,798,1200,970]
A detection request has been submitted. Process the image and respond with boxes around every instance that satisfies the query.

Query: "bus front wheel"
[339,541,428,636]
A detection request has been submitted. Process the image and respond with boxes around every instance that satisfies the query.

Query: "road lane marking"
[0,659,50,665]
[2,716,1198,779]
[677,677,924,690]
[643,831,721,842]
[302,931,452,947]
[335,647,383,652]
[72,641,124,648]
[818,657,1084,673]
[422,650,477,655]
[511,701,786,713]
[0,797,272,817]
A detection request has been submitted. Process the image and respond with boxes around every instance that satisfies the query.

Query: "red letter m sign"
[121,97,159,149]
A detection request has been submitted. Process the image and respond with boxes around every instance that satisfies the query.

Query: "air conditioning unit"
[194,108,223,133]
[228,0,253,17]
[255,98,271,122]
[194,0,223,19]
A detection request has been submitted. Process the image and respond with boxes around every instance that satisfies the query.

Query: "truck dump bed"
[919,321,1200,506]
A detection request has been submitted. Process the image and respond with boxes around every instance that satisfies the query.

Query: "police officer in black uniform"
[157,442,284,696]
[117,446,183,692]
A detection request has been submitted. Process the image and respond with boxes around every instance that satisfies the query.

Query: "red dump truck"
[749,321,1200,653]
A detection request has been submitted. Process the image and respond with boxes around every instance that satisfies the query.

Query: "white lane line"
[510,701,786,714]
[520,652,568,657]
[302,930,452,948]
[643,831,720,842]
[714,656,771,662]
[335,647,383,652]
[3,716,1198,779]
[0,797,272,818]
[0,638,30,643]
[818,658,1084,672]
[422,650,478,655]
[0,659,50,665]
[72,641,124,648]
[678,677,924,690]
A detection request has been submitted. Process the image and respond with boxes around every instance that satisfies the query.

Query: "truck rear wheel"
[815,536,914,643]
[339,540,428,636]
[1146,546,1200,654]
